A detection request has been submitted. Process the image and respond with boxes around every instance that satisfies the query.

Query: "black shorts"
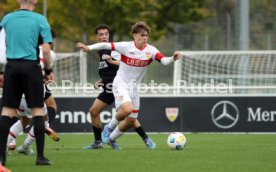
[2,60,44,108]
[97,82,114,105]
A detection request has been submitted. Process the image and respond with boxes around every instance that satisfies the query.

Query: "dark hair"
[131,21,151,34]
[95,24,110,34]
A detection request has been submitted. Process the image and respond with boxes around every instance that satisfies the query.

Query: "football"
[167,132,187,150]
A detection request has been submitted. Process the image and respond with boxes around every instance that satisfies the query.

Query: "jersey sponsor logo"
[121,55,153,67]
[99,61,108,69]
[166,107,179,122]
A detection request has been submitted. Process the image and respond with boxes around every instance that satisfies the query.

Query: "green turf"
[5,133,276,172]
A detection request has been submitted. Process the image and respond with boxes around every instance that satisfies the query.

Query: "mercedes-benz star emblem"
[211,100,239,129]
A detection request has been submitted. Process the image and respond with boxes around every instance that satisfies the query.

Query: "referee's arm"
[42,42,53,81]
[42,43,51,69]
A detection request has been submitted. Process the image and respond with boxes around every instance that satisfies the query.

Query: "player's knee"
[125,117,136,126]
[90,107,100,118]
[121,106,133,116]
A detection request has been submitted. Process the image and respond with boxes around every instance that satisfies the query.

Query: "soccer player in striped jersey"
[79,24,156,150]
[77,21,181,150]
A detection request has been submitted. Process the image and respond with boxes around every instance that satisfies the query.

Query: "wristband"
[44,68,52,75]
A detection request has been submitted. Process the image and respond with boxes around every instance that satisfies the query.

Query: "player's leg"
[84,98,108,150]
[44,114,59,142]
[31,108,51,165]
[7,119,23,150]
[44,91,59,141]
[131,91,156,149]
[101,86,132,143]
[7,116,31,151]
[44,95,57,124]
[17,107,58,156]
[134,120,156,149]
[0,108,18,165]
[17,126,35,155]
[0,65,22,166]
[108,116,137,150]
[102,101,133,144]
[26,63,51,165]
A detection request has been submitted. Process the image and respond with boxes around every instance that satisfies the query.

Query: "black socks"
[33,116,45,159]
[0,116,18,165]
[92,126,102,142]
[47,107,56,124]
[135,126,148,140]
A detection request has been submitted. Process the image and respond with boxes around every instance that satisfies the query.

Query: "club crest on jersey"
[165,107,179,122]
[145,52,151,59]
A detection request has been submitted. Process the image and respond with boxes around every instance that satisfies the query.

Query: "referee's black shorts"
[97,82,114,105]
[2,60,44,108]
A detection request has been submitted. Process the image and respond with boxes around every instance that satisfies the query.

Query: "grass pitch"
[5,133,276,172]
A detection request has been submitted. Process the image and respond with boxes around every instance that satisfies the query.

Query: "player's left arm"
[155,50,182,65]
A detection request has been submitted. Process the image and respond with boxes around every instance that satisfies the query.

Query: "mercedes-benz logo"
[211,100,239,129]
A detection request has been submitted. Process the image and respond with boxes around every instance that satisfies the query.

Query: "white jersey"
[0,28,7,64]
[39,46,56,69]
[17,98,48,118]
[111,41,165,85]
[111,41,165,117]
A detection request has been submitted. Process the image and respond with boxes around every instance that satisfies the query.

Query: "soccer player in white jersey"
[78,24,156,150]
[77,21,181,150]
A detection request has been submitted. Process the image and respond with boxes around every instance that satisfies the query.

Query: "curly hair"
[131,21,151,34]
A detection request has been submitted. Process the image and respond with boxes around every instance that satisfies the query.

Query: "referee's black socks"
[33,116,45,158]
[0,116,18,165]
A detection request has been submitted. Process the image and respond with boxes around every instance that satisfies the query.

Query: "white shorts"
[113,83,140,118]
[17,97,48,118]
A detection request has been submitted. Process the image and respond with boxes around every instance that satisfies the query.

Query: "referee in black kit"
[0,0,53,168]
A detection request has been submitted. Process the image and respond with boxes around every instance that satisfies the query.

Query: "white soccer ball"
[167,132,187,150]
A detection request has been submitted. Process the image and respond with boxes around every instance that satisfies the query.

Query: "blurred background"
[1,0,276,90]
[1,0,275,52]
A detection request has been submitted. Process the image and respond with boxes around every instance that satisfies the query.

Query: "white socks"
[109,126,124,140]
[23,127,35,149]
[7,120,23,145]
[108,117,120,130]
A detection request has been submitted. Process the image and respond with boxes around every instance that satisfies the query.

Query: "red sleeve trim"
[9,131,16,138]
[155,52,165,61]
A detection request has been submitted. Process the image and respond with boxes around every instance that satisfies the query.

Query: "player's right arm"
[76,42,112,52]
